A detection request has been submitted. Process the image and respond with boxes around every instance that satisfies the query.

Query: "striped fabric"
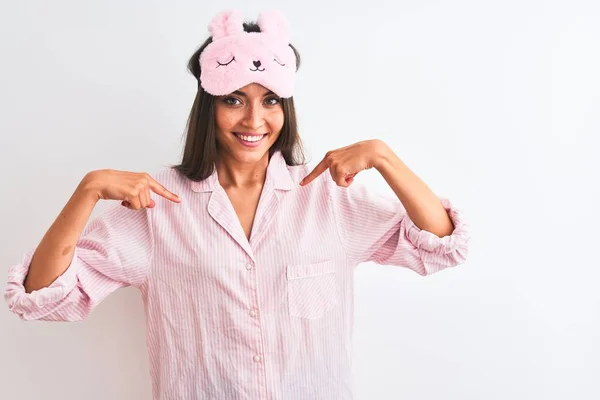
[4,150,470,400]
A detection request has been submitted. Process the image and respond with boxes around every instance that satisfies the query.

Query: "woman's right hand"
[81,169,181,210]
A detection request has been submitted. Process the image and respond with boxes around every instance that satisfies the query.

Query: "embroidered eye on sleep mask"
[199,9,297,98]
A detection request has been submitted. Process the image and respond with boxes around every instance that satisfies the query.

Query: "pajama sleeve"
[4,202,154,321]
[327,180,470,275]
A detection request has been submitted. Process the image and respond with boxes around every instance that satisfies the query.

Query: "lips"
[234,132,267,140]
[234,132,267,136]
[233,132,267,146]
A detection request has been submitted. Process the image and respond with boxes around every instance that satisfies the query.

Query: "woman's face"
[214,83,284,164]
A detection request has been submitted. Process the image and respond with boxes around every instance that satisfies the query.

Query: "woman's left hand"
[300,139,390,187]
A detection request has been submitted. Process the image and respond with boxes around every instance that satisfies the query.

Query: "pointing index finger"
[300,157,329,186]
[148,179,181,203]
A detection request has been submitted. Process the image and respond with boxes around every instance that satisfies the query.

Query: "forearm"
[374,142,454,238]
[24,177,99,293]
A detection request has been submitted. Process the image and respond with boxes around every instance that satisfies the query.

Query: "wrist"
[77,172,102,204]
[371,140,397,171]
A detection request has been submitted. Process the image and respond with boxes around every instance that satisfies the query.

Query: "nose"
[242,103,265,129]
[253,60,262,68]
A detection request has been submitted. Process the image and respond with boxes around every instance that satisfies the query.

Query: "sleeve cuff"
[404,197,470,255]
[5,247,80,313]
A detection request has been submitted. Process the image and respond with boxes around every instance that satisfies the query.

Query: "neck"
[215,151,270,189]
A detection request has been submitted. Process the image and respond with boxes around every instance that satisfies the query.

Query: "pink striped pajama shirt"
[5,150,470,399]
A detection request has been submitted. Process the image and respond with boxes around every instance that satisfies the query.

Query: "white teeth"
[236,134,264,142]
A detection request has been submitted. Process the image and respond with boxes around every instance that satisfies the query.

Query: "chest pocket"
[286,259,339,320]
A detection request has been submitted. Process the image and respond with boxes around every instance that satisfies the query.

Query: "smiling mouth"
[249,67,266,72]
[234,132,267,142]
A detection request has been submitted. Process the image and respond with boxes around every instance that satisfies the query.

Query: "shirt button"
[245,263,253,270]
[249,309,257,317]
[253,355,262,362]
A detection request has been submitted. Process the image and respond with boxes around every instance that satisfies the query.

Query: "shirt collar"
[190,150,295,193]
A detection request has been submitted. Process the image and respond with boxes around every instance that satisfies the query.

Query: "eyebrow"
[232,90,276,97]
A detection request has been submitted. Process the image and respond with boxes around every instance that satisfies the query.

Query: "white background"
[1,1,599,399]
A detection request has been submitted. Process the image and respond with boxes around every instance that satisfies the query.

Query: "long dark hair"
[172,22,306,182]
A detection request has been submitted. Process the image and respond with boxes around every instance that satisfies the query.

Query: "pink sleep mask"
[199,10,296,98]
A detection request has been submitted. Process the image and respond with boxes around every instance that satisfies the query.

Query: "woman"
[5,9,470,400]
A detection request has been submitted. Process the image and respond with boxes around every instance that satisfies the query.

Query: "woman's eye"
[265,97,281,106]
[224,97,241,105]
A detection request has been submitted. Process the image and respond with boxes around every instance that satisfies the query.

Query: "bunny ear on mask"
[257,10,291,44]
[208,9,244,40]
